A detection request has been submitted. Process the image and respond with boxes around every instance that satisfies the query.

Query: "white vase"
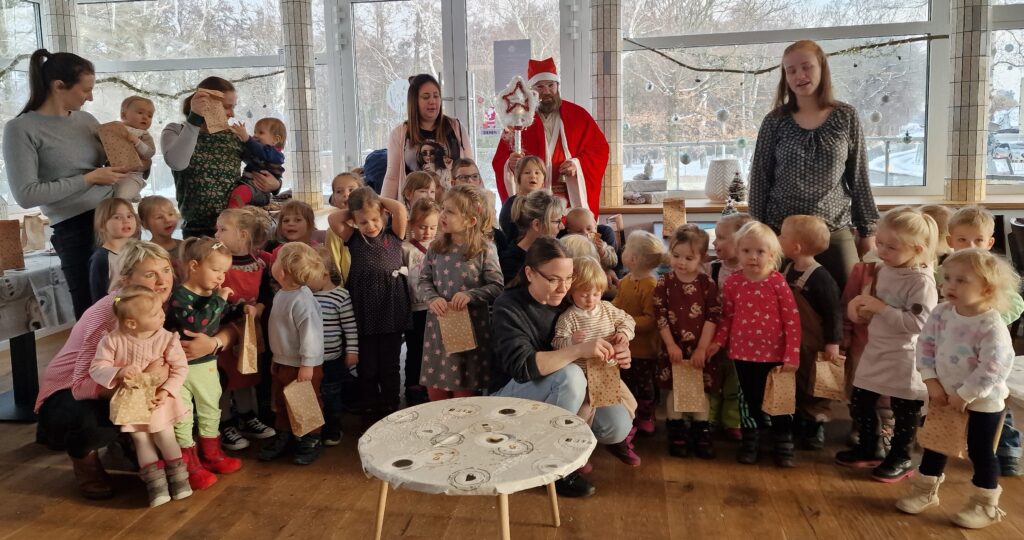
[705,158,740,203]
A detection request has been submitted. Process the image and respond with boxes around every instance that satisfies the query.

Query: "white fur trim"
[528,73,559,87]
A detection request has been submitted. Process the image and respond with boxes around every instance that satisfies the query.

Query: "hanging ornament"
[902,130,912,144]
[716,109,730,123]
[881,94,891,104]
[853,63,858,68]
[670,114,681,124]
[645,81,654,92]
[623,121,631,131]
[695,78,702,83]
[869,111,882,123]
[246,110,253,119]
[680,153,692,165]
[1005,43,1015,53]
[736,137,748,149]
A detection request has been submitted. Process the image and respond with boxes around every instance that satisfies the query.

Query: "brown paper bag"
[283,380,325,436]
[438,309,477,354]
[762,366,796,416]
[812,352,846,401]
[662,197,687,238]
[586,357,620,408]
[237,311,259,375]
[198,89,229,133]
[97,121,143,170]
[672,362,708,413]
[0,220,24,271]
[109,372,160,425]
[21,214,46,251]
[918,405,968,458]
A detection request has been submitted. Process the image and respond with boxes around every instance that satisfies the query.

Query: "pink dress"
[90,328,190,433]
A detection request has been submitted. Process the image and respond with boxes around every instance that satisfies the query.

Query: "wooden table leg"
[498,493,510,540]
[546,482,561,527]
[375,480,389,540]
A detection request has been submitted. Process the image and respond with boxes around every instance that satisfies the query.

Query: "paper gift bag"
[438,309,477,354]
[97,121,143,170]
[283,380,325,437]
[662,198,687,238]
[21,214,46,251]
[586,357,620,408]
[812,352,846,401]
[198,89,230,133]
[672,362,708,413]
[237,311,259,375]
[0,220,24,271]
[918,405,968,458]
[109,373,160,425]
[762,366,796,416]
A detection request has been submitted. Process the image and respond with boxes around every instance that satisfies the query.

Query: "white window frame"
[989,3,1024,196]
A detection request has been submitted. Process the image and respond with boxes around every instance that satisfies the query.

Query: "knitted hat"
[527,57,559,87]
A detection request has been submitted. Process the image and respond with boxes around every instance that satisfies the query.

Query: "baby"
[114,96,156,202]
[228,117,287,208]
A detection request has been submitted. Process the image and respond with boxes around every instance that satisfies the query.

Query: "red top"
[712,271,801,366]
[35,294,116,411]
[218,253,270,390]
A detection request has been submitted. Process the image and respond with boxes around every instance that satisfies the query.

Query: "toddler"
[326,171,363,286]
[227,117,286,208]
[114,96,156,202]
[402,171,440,211]
[402,198,440,406]
[564,207,618,270]
[268,200,318,257]
[89,197,141,303]
[138,195,181,257]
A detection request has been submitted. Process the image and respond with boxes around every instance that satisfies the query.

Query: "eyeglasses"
[456,173,481,181]
[420,150,436,156]
[533,268,573,288]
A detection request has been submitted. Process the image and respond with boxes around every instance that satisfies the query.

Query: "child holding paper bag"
[896,249,1017,530]
[654,224,721,459]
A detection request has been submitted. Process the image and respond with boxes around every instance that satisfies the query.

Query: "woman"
[161,77,280,238]
[500,189,566,284]
[2,49,126,318]
[491,237,633,498]
[34,241,237,500]
[748,40,879,290]
[381,74,473,200]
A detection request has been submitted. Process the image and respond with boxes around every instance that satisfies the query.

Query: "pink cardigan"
[381,118,474,200]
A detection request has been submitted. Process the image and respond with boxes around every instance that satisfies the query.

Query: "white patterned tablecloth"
[358,396,596,496]
[0,251,74,341]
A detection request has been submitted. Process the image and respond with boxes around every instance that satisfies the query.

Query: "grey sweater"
[269,286,325,367]
[2,111,112,224]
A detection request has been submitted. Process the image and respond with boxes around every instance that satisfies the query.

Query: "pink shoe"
[634,400,656,437]
[606,427,642,467]
[577,461,593,475]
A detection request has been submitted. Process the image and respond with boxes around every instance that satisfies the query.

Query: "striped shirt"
[35,294,116,411]
[314,286,359,361]
[552,301,637,369]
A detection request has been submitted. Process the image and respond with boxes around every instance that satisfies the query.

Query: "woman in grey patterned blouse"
[748,40,879,290]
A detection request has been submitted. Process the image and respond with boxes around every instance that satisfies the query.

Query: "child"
[258,242,326,465]
[214,206,277,451]
[227,117,286,208]
[564,207,618,271]
[326,171,364,286]
[897,249,1017,529]
[777,215,843,450]
[709,221,801,468]
[552,256,639,466]
[138,195,181,256]
[613,230,665,437]
[115,96,156,202]
[328,187,411,422]
[402,198,440,406]
[654,225,721,459]
[402,171,440,211]
[90,285,191,507]
[944,205,1024,476]
[268,200,318,256]
[89,197,141,303]
[309,246,359,446]
[499,155,546,243]
[837,206,938,482]
[419,185,504,400]
[921,204,953,263]
[452,157,485,189]
[168,237,243,489]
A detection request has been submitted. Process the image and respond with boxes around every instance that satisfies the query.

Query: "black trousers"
[920,409,1005,489]
[404,310,427,388]
[850,386,922,460]
[50,210,96,319]
[36,389,118,459]
[734,360,792,437]
[358,332,403,414]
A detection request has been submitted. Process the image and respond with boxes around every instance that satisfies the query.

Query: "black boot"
[667,419,689,458]
[773,433,796,468]
[736,428,759,465]
[871,408,919,483]
[692,421,715,460]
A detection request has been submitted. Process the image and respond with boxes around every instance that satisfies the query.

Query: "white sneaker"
[221,426,250,451]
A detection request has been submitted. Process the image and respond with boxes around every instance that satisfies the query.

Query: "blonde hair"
[669,223,710,256]
[570,256,608,294]
[315,245,341,287]
[564,207,595,233]
[409,197,440,226]
[782,214,830,255]
[181,236,232,266]
[276,242,325,286]
[920,204,954,257]
[219,206,274,252]
[137,195,178,225]
[560,234,600,260]
[94,197,141,244]
[717,212,754,234]
[879,206,938,268]
[511,190,566,240]
[431,184,493,260]
[625,230,667,271]
[275,200,316,244]
[120,95,153,113]
[947,205,995,237]
[402,171,439,204]
[118,241,172,279]
[254,117,287,148]
[112,285,162,324]
[943,248,1020,313]
[734,221,783,267]
[514,155,547,190]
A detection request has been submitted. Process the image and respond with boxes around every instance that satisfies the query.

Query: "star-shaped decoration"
[501,79,531,115]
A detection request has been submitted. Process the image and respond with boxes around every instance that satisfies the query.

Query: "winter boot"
[773,432,796,468]
[634,400,656,436]
[70,450,114,500]
[896,473,943,514]
[139,462,171,508]
[692,421,715,460]
[606,426,642,466]
[951,485,1007,529]
[667,419,689,458]
[199,435,242,474]
[180,445,217,490]
[737,428,759,465]
[164,458,193,500]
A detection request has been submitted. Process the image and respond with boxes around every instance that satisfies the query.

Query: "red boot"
[181,445,217,490]
[199,436,242,474]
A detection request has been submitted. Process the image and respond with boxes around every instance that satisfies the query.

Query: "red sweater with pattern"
[712,271,801,366]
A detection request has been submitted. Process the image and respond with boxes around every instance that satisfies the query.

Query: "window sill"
[602,194,1024,215]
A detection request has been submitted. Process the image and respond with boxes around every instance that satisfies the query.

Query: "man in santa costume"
[492,57,609,216]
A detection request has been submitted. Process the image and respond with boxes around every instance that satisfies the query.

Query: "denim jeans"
[997,407,1021,459]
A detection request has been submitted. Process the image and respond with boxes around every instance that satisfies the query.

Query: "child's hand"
[605,269,619,287]
[443,156,453,169]
[571,330,587,345]
[428,298,448,316]
[578,338,614,362]
[780,363,798,373]
[243,304,258,317]
[947,392,967,412]
[592,235,605,251]
[824,344,841,363]
[218,287,234,301]
[855,294,887,315]
[344,353,359,367]
[119,365,142,381]
[706,342,721,358]
[449,292,472,310]
[150,389,169,410]
[925,379,947,407]
[691,347,707,369]
[126,131,140,145]
[229,123,249,141]
[666,344,684,364]
[297,366,314,382]
[610,332,629,347]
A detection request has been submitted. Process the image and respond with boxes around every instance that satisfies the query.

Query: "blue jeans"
[997,408,1021,459]
[493,363,632,445]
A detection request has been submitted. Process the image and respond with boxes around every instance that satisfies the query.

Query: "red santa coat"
[492,100,609,216]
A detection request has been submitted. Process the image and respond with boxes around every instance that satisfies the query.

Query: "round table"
[358,396,596,539]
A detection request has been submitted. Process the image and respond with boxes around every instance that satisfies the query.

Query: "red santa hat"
[527,57,559,87]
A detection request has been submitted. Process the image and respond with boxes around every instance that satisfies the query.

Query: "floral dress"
[173,130,243,237]
[653,272,722,391]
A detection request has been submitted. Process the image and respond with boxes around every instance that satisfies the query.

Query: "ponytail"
[19,49,95,116]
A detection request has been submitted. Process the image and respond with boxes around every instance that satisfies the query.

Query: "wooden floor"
[0,333,1022,539]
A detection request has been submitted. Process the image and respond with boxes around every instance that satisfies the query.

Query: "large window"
[0,0,40,210]
[988,29,1024,186]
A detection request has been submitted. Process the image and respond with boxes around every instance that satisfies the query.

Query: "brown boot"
[71,451,114,500]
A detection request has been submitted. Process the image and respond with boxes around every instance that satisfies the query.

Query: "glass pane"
[467,0,561,193]
[79,0,283,60]
[623,36,929,191]
[0,1,39,208]
[987,29,1024,185]
[85,68,286,199]
[316,64,335,192]
[313,0,327,54]
[352,0,443,157]
[623,0,929,38]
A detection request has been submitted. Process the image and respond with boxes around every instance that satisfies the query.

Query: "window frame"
[989,4,1024,195]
